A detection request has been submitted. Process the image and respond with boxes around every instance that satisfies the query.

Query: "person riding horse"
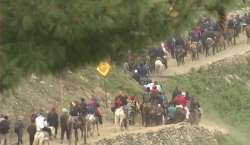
[174,35,186,66]
[60,108,70,144]
[68,101,87,144]
[112,91,128,113]
[175,92,190,120]
[33,110,52,145]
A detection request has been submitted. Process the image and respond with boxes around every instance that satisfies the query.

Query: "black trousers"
[29,134,34,145]
[16,132,23,145]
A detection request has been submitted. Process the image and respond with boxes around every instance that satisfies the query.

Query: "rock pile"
[92,123,218,145]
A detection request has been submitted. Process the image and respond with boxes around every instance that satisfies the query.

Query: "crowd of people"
[124,12,250,85]
[111,81,202,128]
[0,97,103,145]
[1,11,249,145]
[0,84,202,145]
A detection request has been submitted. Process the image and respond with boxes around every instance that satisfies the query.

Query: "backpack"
[0,119,10,134]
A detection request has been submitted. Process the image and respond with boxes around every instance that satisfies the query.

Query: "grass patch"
[163,58,250,145]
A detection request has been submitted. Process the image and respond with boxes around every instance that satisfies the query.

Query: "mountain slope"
[161,52,250,145]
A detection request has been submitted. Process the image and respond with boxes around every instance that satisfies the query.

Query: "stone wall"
[92,123,218,145]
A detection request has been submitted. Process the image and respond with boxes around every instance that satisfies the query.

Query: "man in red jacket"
[175,94,187,107]
[175,92,190,120]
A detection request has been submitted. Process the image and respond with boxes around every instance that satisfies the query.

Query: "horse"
[148,47,165,72]
[245,25,250,43]
[205,37,216,56]
[114,107,128,131]
[175,47,186,66]
[127,98,138,126]
[215,32,226,52]
[224,28,234,46]
[67,116,86,145]
[85,114,100,137]
[189,109,201,125]
[140,102,154,127]
[189,97,202,125]
[33,126,55,145]
[151,104,165,126]
[154,58,165,74]
[189,42,199,61]
[174,107,186,123]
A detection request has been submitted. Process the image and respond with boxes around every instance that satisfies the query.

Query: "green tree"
[0,0,247,89]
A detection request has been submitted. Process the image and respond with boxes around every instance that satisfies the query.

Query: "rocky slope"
[92,123,219,145]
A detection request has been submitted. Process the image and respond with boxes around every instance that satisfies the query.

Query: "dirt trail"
[154,35,250,78]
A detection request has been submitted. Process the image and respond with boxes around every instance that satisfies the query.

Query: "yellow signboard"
[97,62,111,77]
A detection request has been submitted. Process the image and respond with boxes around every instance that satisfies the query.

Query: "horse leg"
[119,118,123,130]
[96,121,100,136]
[86,123,90,137]
[212,46,215,55]
[74,129,78,145]
[68,131,72,145]
[197,50,199,59]
[114,114,119,131]
[91,123,94,136]
[83,122,87,144]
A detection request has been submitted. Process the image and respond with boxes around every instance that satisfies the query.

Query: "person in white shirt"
[35,114,47,132]
[33,110,51,144]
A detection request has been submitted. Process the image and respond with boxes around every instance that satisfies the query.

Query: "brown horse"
[215,33,226,52]
[189,109,201,125]
[175,47,186,66]
[224,28,234,46]
[205,37,216,56]
[174,107,186,123]
[140,103,165,126]
[140,103,152,127]
[189,42,199,61]
[67,116,86,145]
[246,25,250,43]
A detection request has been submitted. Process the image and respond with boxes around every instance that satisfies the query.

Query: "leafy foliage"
[0,0,245,89]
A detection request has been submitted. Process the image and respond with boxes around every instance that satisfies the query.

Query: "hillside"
[1,33,250,145]
[0,65,142,121]
[163,52,250,145]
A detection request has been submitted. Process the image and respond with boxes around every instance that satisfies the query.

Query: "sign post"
[97,62,111,108]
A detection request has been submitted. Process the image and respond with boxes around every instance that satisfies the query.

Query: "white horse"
[86,114,100,137]
[33,126,55,145]
[114,107,127,131]
[155,59,165,74]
